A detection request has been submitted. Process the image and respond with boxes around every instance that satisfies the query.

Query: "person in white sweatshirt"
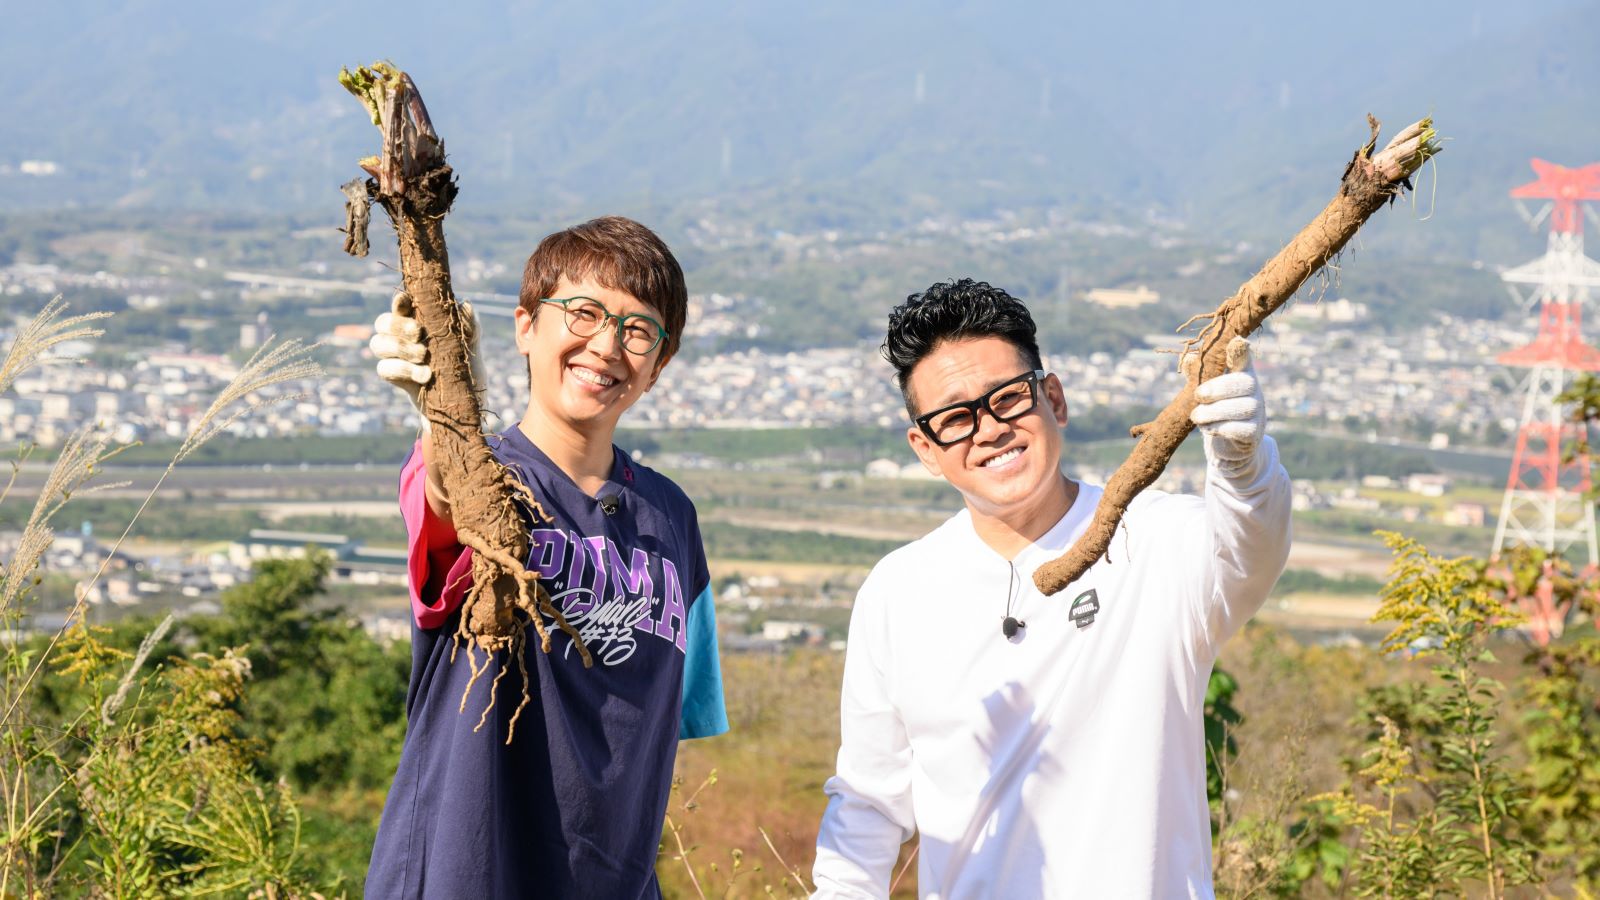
[811,278,1292,899]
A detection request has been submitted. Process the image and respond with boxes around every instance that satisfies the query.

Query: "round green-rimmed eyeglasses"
[537,296,669,355]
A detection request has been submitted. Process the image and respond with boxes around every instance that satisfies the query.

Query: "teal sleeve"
[680,584,729,739]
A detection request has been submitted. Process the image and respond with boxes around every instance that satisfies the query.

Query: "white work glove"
[1186,337,1266,476]
[369,289,484,433]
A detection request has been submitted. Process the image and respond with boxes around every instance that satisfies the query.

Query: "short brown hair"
[518,216,688,360]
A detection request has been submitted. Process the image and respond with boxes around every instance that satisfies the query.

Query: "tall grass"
[0,298,328,896]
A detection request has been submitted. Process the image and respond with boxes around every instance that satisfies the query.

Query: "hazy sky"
[3,0,1595,226]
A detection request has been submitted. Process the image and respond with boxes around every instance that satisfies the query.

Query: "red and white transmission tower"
[1491,159,1600,644]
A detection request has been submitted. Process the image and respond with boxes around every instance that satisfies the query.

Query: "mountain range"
[4,0,1597,258]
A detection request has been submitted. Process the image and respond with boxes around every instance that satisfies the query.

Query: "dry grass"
[2,297,328,895]
[0,296,110,398]
[178,339,322,463]
[2,332,321,730]
[663,649,917,898]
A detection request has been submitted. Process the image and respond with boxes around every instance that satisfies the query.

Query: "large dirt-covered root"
[1033,116,1439,596]
[339,63,590,742]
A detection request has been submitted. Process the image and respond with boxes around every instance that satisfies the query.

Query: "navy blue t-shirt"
[367,428,727,898]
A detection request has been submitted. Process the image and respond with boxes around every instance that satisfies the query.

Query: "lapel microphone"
[1002,562,1025,639]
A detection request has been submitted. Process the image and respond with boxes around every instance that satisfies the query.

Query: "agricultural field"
[5,418,1483,641]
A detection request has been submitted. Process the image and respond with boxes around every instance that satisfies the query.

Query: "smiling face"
[905,335,1071,530]
[514,275,669,441]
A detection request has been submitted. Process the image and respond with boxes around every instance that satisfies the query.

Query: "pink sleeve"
[400,440,474,629]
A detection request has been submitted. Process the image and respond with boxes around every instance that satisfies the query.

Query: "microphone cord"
[1003,561,1024,639]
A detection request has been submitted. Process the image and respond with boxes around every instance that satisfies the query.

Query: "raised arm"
[1187,339,1293,646]
[371,288,484,525]
[374,289,496,628]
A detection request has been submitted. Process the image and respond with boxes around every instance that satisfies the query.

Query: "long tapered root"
[457,527,593,667]
[1033,115,1440,596]
[504,647,533,746]
[534,580,589,665]
[342,62,574,744]
[505,476,554,525]
[458,642,487,714]
[474,652,512,733]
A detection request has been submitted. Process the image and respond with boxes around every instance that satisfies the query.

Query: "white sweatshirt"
[812,437,1292,899]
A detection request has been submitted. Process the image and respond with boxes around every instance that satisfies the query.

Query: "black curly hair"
[882,278,1043,417]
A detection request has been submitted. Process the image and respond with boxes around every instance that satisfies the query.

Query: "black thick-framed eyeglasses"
[537,296,669,355]
[914,370,1047,447]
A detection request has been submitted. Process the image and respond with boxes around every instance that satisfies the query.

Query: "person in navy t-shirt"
[365,216,728,898]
